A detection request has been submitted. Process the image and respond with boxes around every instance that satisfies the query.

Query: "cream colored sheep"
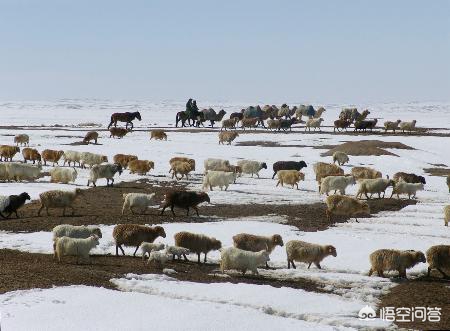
[170,160,193,180]
[368,249,426,278]
[218,131,239,145]
[38,189,83,216]
[444,205,450,227]
[276,170,305,189]
[286,240,337,269]
[332,151,349,166]
[399,120,417,133]
[150,130,167,140]
[14,134,29,146]
[232,233,283,268]
[383,120,401,133]
[356,178,395,199]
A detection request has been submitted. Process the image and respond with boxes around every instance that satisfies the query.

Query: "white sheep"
[203,158,231,173]
[320,175,356,195]
[399,120,417,133]
[305,118,324,131]
[87,163,122,187]
[166,245,190,260]
[63,150,82,167]
[52,224,103,241]
[220,247,270,275]
[286,240,337,269]
[202,170,236,191]
[148,250,170,266]
[390,181,424,199]
[54,235,100,263]
[80,152,108,168]
[5,163,42,182]
[356,178,395,199]
[140,242,165,260]
[236,160,268,178]
[49,167,77,184]
[332,151,349,166]
[122,193,156,214]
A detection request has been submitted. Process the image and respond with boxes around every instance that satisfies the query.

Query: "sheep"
[160,191,210,216]
[109,127,129,138]
[393,172,426,184]
[279,118,297,131]
[87,163,122,187]
[52,224,102,240]
[38,189,83,216]
[128,159,154,175]
[267,119,281,131]
[313,162,344,191]
[54,235,100,263]
[333,119,352,132]
[165,245,190,261]
[354,119,377,132]
[445,205,450,227]
[276,170,305,189]
[63,150,82,167]
[368,249,426,278]
[218,131,239,145]
[22,148,41,164]
[351,166,382,180]
[286,240,337,269]
[113,154,138,169]
[122,192,156,215]
[426,245,450,278]
[148,251,170,266]
[202,171,236,191]
[140,242,165,260]
[320,175,356,196]
[272,160,307,179]
[356,178,395,199]
[150,130,167,140]
[170,160,193,180]
[83,131,98,144]
[49,167,77,184]
[41,149,64,166]
[174,231,222,264]
[305,118,324,131]
[170,157,196,171]
[221,118,238,131]
[0,192,30,219]
[241,118,258,130]
[399,120,417,133]
[325,194,370,222]
[236,160,267,178]
[332,151,349,166]
[390,181,424,199]
[384,120,401,133]
[447,175,450,193]
[80,152,108,168]
[6,163,42,182]
[232,233,283,268]
[0,145,20,161]
[14,134,29,146]
[204,158,230,173]
[113,224,166,256]
[220,247,270,275]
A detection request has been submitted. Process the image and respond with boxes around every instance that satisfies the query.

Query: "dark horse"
[175,111,204,127]
[108,112,142,130]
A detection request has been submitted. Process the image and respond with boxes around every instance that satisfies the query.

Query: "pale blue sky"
[0,0,449,102]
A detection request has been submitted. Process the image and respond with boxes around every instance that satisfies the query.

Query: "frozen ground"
[0,100,449,330]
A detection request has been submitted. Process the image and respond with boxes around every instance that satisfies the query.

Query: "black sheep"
[160,191,210,216]
[0,192,31,219]
[279,118,297,131]
[272,161,307,179]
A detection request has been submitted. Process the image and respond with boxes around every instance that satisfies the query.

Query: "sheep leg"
[171,205,176,216]
[437,268,448,279]
[62,208,66,216]
[276,180,280,187]
[182,253,188,261]
[186,207,190,216]
[133,245,139,257]
[290,260,297,269]
[307,262,312,269]
[368,268,373,276]
[14,210,19,218]
[119,244,126,256]
[197,253,201,264]
[0,212,5,219]
[37,205,44,216]
[204,253,207,263]
[272,172,277,179]
[315,262,322,269]
[193,206,200,216]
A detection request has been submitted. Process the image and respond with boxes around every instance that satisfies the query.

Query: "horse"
[176,111,205,127]
[108,112,142,130]
[176,111,189,127]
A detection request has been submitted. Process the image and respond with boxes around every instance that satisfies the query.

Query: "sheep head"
[418,176,426,184]
[210,238,222,251]
[360,201,370,215]
[101,156,108,163]
[19,192,31,201]
[261,162,268,169]
[300,161,307,168]
[154,226,166,238]
[197,192,210,204]
[92,228,103,238]
[325,245,337,257]
[413,251,426,263]
[272,234,284,247]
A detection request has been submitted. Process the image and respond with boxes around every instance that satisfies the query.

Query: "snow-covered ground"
[0,100,449,330]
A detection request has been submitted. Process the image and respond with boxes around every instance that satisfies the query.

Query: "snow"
[0,100,449,330]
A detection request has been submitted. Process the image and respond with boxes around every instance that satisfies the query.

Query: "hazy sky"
[0,0,449,102]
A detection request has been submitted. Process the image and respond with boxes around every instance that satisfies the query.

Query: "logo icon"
[358,305,376,320]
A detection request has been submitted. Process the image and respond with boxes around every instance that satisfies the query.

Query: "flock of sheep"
[0,106,449,280]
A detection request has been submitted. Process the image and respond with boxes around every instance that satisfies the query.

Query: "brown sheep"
[109,127,129,138]
[174,231,222,264]
[218,131,239,145]
[38,189,83,216]
[14,134,29,146]
[313,162,344,191]
[113,154,138,169]
[170,161,193,180]
[42,149,64,166]
[233,233,284,268]
[276,170,305,189]
[128,159,154,175]
[325,194,370,222]
[426,245,450,278]
[0,145,20,161]
[351,166,382,180]
[150,130,167,140]
[333,119,352,132]
[368,249,426,278]
[22,148,41,164]
[83,131,99,144]
[393,172,426,184]
[160,191,210,216]
[113,224,166,257]
[241,118,258,130]
[169,157,196,171]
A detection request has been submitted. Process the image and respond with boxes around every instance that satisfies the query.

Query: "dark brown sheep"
[113,224,166,256]
[333,119,352,132]
[174,231,222,264]
[83,131,99,144]
[272,161,307,179]
[393,172,426,185]
[109,127,129,138]
[160,191,210,216]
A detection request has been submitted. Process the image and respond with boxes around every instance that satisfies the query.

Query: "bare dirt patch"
[423,167,450,177]
[320,140,414,157]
